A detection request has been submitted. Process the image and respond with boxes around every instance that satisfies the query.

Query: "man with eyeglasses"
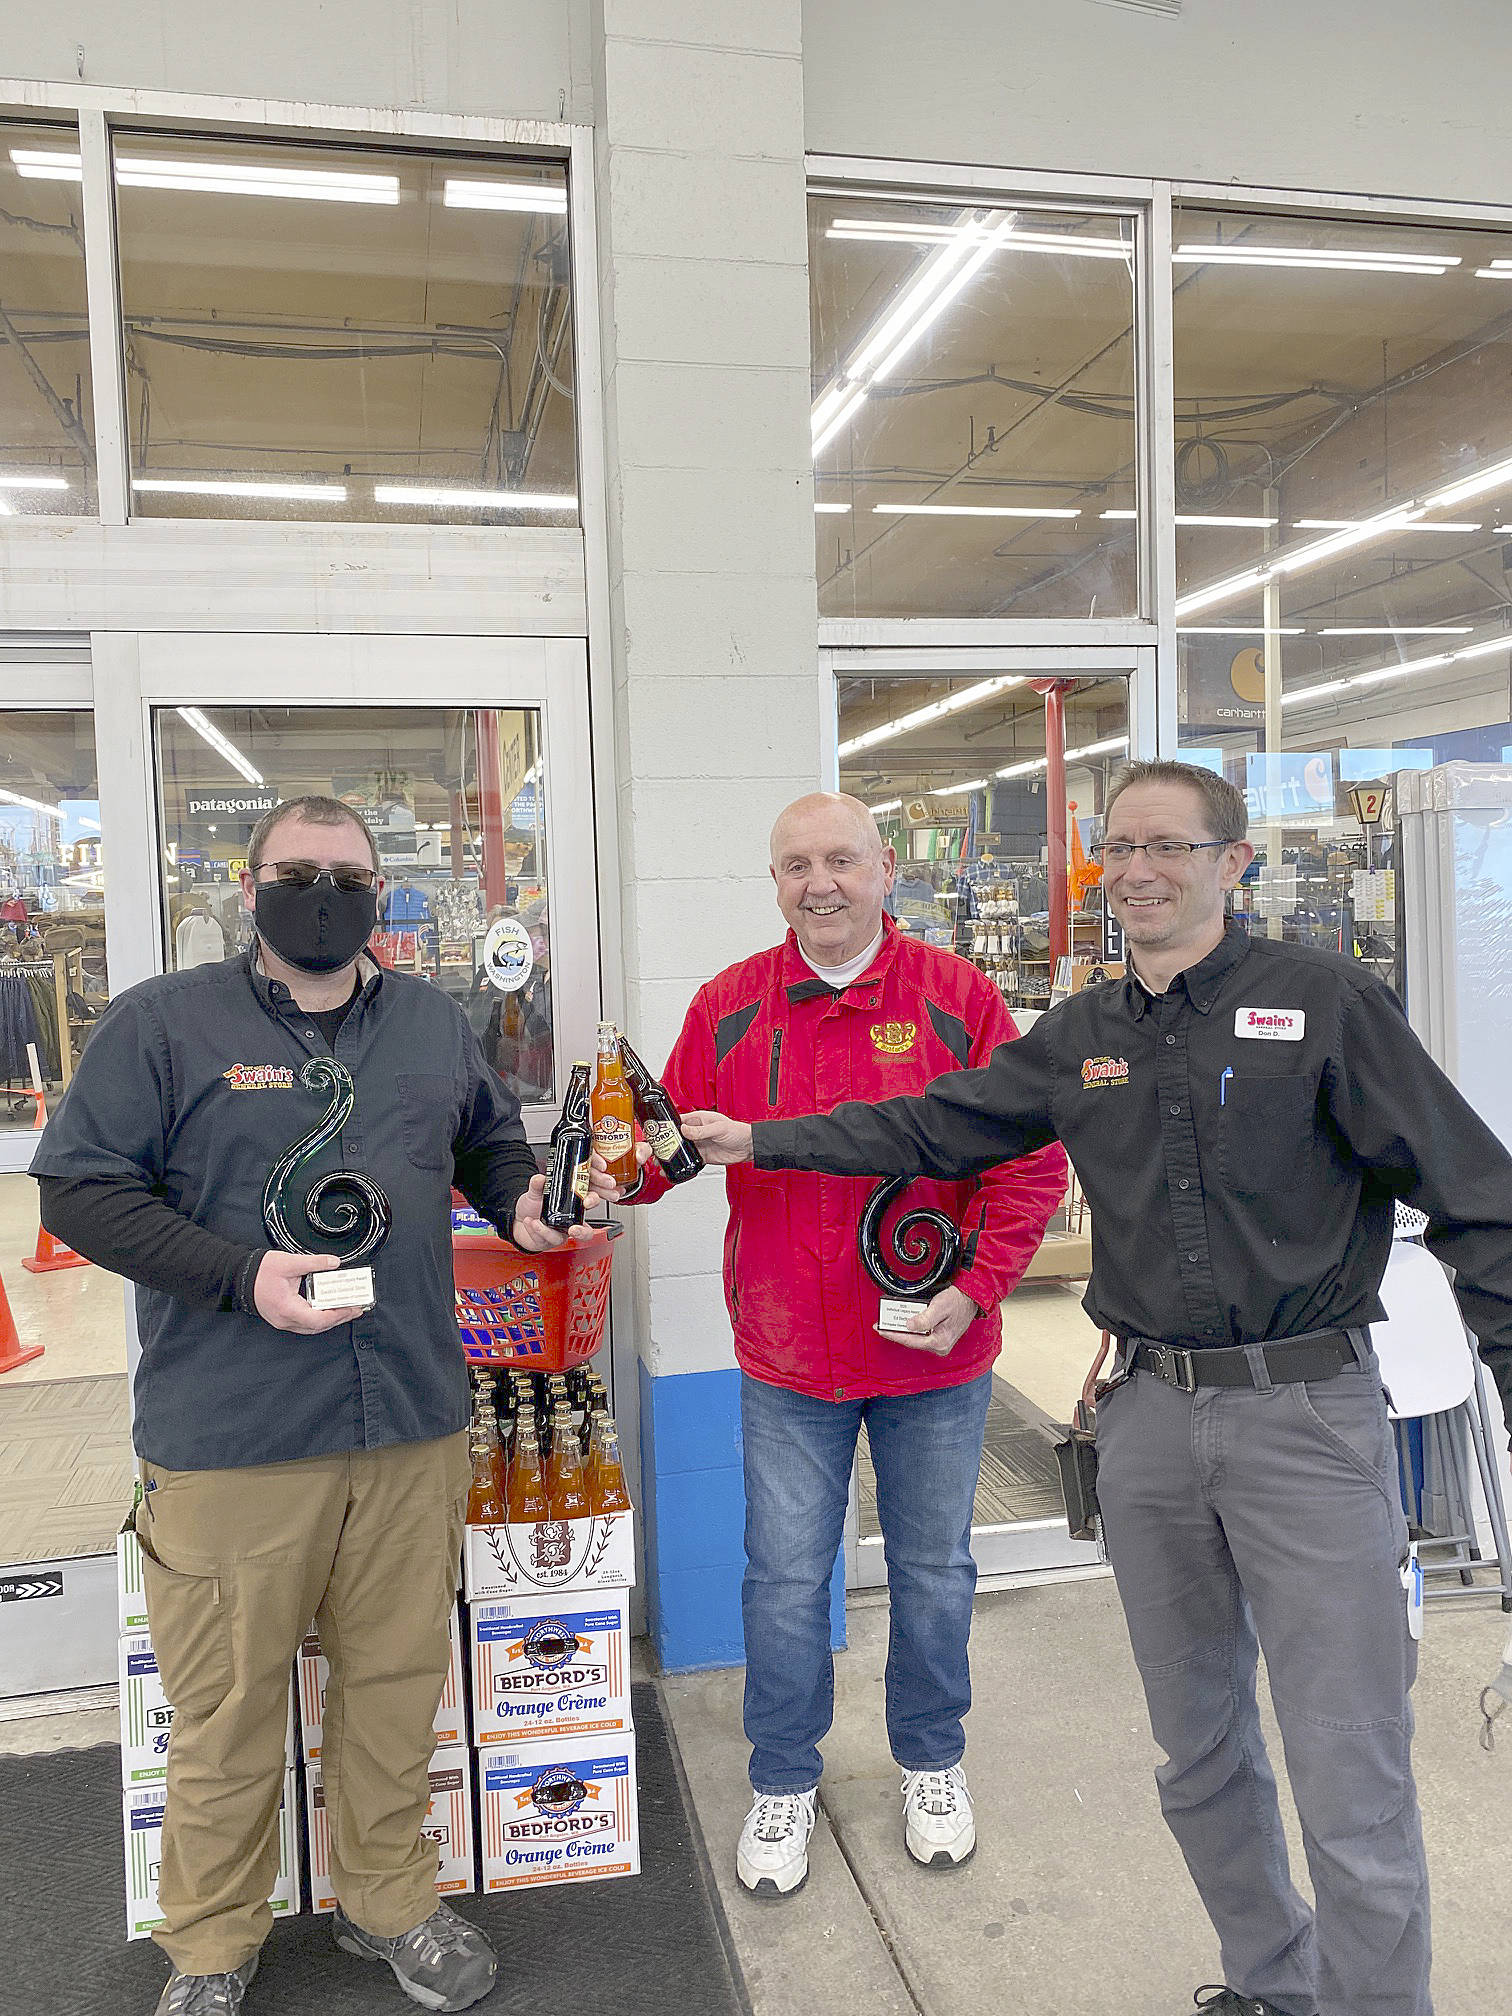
[683,760,1512,2016]
[33,794,620,2016]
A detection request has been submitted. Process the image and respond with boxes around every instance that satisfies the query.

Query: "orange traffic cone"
[22,1225,89,1274]
[0,1266,44,1373]
[30,1087,45,1130]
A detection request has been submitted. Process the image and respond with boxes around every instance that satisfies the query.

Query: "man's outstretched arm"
[685,1015,1060,1178]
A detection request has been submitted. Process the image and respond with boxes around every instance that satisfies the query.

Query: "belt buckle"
[1153,1344,1197,1394]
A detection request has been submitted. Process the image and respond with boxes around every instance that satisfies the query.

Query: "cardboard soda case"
[117,1509,148,1636]
[469,1593,631,1746]
[124,1769,299,1940]
[298,1602,465,1758]
[305,1745,475,1913]
[477,1732,639,1893]
[463,1509,634,1605]
[118,1634,294,1786]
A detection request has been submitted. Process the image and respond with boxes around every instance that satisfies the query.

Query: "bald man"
[628,794,1065,1896]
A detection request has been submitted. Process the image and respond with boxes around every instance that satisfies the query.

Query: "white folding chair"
[1372,1225,1512,1612]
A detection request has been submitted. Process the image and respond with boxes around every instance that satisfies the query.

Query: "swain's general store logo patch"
[870,1020,917,1055]
[222,1064,296,1091]
[1080,1055,1130,1090]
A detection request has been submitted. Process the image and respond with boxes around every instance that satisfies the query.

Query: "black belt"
[1126,1329,1358,1394]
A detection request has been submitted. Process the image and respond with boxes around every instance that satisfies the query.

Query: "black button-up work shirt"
[32,953,537,1469]
[755,926,1512,1431]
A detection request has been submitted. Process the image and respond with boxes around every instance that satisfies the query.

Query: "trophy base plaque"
[305,1266,377,1312]
[877,1296,930,1336]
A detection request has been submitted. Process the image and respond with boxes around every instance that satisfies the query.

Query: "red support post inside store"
[1033,680,1070,968]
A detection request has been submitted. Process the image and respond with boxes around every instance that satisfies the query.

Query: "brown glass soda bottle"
[542,1061,594,1231]
[618,1035,704,1185]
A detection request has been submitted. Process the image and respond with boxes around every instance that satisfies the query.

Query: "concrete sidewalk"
[661,1578,1512,2016]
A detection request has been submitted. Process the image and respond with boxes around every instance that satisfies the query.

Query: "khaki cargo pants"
[135,1432,470,1975]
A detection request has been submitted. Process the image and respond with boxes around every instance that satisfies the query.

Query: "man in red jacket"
[633,792,1066,1898]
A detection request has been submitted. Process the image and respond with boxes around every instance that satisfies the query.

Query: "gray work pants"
[1095,1353,1429,2016]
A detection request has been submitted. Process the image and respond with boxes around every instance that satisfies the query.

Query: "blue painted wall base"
[638,1360,848,1674]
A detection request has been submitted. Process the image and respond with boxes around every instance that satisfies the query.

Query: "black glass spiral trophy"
[858,1176,961,1335]
[263,1057,392,1311]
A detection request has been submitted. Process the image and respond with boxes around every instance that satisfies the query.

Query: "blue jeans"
[740,1369,992,1794]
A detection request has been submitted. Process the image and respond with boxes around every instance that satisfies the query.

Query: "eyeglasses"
[1091,839,1232,865]
[255,859,377,893]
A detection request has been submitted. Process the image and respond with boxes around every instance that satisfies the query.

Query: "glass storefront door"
[0,635,597,1695]
[827,645,1150,1587]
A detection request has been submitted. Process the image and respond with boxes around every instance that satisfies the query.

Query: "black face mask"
[253,879,378,975]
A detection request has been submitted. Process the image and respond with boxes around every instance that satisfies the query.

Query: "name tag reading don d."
[1235,1007,1305,1042]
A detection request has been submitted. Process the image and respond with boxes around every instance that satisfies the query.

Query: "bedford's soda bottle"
[547,1409,592,1518]
[543,1062,593,1231]
[588,1419,632,1514]
[506,1425,550,1522]
[466,1428,505,1526]
[620,1034,704,1184]
[590,1021,638,1186]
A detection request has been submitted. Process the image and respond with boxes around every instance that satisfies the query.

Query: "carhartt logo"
[222,1064,296,1090]
[870,1020,917,1054]
[1081,1055,1130,1089]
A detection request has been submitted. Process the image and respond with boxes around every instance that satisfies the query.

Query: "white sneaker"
[736,1788,818,1898]
[901,1764,976,1869]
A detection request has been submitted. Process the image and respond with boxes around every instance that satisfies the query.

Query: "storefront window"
[0,711,110,1131]
[112,134,576,526]
[154,704,554,1102]
[809,191,1139,619]
[1173,205,1512,983]
[0,120,95,516]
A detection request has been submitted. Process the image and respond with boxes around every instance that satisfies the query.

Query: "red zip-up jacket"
[633,917,1067,1400]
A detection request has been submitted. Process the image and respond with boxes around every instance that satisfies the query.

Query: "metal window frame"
[0,78,582,541]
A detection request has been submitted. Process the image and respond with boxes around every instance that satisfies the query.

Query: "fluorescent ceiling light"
[928,779,989,794]
[11,148,399,204]
[1293,518,1481,533]
[1104,509,1278,527]
[839,676,1024,759]
[994,734,1129,780]
[1177,625,1305,636]
[873,502,1081,520]
[1179,448,1512,620]
[372,485,577,509]
[814,501,849,514]
[0,473,69,491]
[1475,268,1512,279]
[176,707,264,787]
[443,179,566,213]
[1281,632,1509,709]
[132,477,347,501]
[868,799,903,816]
[827,218,1131,260]
[1173,241,1457,276]
[1319,625,1472,636]
[812,209,1022,457]
[0,787,63,821]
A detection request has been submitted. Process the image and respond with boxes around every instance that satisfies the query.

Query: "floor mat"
[0,1372,132,1564]
[0,1681,745,2016]
[856,1377,1065,1535]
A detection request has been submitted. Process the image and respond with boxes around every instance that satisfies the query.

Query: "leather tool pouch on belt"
[1054,1333,1116,1547]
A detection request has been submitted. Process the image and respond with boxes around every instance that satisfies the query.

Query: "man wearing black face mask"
[32,796,619,2016]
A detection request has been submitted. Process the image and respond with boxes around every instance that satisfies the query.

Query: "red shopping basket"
[451,1200,622,1372]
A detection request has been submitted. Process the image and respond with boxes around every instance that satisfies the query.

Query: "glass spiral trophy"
[263,1057,392,1311]
[858,1176,960,1336]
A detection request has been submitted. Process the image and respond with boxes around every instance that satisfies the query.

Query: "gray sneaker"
[154,1953,259,2015]
[332,1900,497,2011]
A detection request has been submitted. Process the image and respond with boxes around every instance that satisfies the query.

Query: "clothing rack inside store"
[0,949,85,1096]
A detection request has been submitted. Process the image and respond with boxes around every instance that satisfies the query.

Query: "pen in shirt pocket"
[1219,1066,1234,1106]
